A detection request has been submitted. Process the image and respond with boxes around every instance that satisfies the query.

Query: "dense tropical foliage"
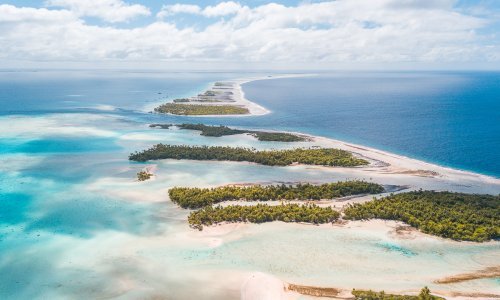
[176,123,245,136]
[149,123,307,142]
[252,131,305,142]
[344,191,500,242]
[172,98,191,103]
[154,103,249,115]
[149,123,172,129]
[136,171,152,181]
[169,181,384,209]
[129,144,368,166]
[188,203,340,230]
[352,286,443,300]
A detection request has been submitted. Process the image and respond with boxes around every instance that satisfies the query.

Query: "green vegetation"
[188,203,340,230]
[154,103,249,115]
[252,131,305,142]
[214,82,232,87]
[169,181,384,209]
[129,145,369,167]
[149,123,172,129]
[199,90,218,96]
[352,286,443,300]
[191,99,225,103]
[137,171,153,181]
[152,123,307,142]
[344,191,500,242]
[177,123,244,137]
[172,98,190,103]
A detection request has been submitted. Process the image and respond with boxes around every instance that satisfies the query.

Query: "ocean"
[2,70,498,176]
[0,70,499,299]
[240,72,500,177]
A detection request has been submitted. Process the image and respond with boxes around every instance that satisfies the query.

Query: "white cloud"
[156,4,201,19]
[45,0,150,23]
[0,4,76,22]
[0,0,498,66]
[157,2,243,19]
[203,2,243,17]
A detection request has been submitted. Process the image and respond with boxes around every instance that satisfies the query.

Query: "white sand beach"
[147,74,314,117]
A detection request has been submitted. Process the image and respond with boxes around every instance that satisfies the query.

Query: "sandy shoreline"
[199,220,500,300]
[131,74,500,299]
[206,123,499,185]
[228,74,316,117]
[311,135,500,184]
[146,73,314,117]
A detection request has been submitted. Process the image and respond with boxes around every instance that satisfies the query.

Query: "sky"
[0,0,499,70]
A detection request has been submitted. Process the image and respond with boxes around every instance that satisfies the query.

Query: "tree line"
[169,181,384,209]
[352,286,443,300]
[344,190,499,242]
[188,203,340,230]
[149,123,307,142]
[179,187,498,242]
[153,103,249,115]
[129,144,369,167]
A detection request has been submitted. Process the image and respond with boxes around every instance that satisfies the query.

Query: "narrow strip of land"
[188,203,340,230]
[129,145,368,167]
[434,266,500,284]
[169,181,384,208]
[154,103,249,115]
[149,123,308,142]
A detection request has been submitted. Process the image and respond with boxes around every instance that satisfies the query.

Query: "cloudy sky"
[1,0,499,69]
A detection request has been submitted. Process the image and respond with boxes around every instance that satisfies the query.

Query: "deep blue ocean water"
[238,72,500,177]
[0,70,499,178]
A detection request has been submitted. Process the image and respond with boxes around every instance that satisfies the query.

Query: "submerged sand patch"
[287,283,340,298]
[435,266,500,284]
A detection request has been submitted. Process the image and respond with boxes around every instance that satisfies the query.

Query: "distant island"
[149,123,308,142]
[153,80,255,115]
[153,103,249,115]
[129,145,369,167]
[169,82,236,104]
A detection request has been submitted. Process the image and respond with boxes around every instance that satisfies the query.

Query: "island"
[129,144,369,166]
[175,184,498,242]
[351,287,443,300]
[153,103,249,115]
[149,123,308,142]
[152,80,266,116]
[169,181,384,208]
[344,191,499,242]
[136,171,153,181]
[188,203,340,230]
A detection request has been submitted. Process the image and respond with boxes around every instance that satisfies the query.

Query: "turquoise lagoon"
[0,71,499,299]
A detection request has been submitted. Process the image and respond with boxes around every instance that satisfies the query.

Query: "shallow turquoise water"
[0,71,499,299]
